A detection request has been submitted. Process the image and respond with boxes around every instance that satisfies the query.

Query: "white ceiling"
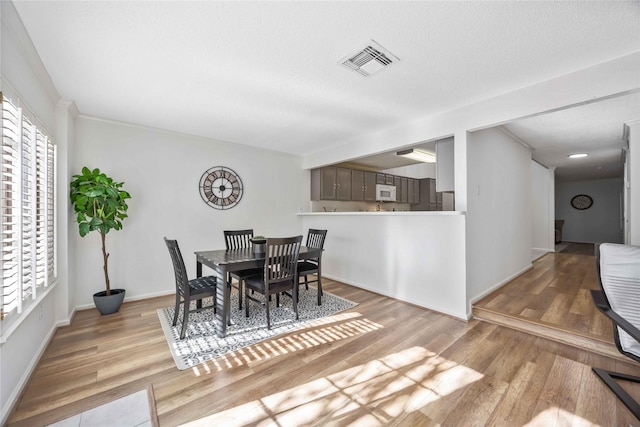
[12,1,640,179]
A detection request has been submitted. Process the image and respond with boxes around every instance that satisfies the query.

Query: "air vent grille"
[339,41,398,77]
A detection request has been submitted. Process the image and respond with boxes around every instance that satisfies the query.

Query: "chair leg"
[593,367,640,419]
[304,274,309,290]
[238,279,243,310]
[245,287,250,318]
[317,276,322,306]
[172,293,181,326]
[266,294,271,329]
[180,298,190,339]
[293,286,298,320]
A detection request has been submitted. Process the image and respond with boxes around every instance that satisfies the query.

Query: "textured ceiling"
[12,1,640,178]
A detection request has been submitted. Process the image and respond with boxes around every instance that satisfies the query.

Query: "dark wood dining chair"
[164,237,218,340]
[244,235,303,329]
[224,229,263,310]
[298,229,327,305]
[591,243,640,420]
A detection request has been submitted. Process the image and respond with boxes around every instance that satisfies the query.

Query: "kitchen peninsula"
[298,210,467,319]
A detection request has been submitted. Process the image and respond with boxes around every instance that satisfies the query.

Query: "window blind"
[0,92,56,320]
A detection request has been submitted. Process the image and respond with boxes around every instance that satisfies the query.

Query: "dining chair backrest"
[306,229,327,263]
[265,236,303,285]
[224,229,254,250]
[164,237,190,298]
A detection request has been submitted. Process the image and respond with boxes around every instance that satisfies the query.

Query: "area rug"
[157,286,357,370]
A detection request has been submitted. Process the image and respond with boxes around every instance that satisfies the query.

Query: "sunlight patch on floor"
[190,311,382,376]
[178,346,484,426]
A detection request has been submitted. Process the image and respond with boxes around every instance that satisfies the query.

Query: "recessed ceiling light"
[569,153,588,159]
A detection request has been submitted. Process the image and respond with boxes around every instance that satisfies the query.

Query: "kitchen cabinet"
[407,178,420,204]
[410,178,442,211]
[351,170,376,201]
[311,167,351,200]
[394,176,402,202]
[400,177,408,203]
[376,173,394,185]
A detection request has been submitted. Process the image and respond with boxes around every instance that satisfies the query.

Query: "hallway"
[473,249,618,360]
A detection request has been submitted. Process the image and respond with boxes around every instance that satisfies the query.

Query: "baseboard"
[466,263,534,318]
[1,321,59,426]
[321,273,468,321]
[532,247,554,253]
[74,290,175,311]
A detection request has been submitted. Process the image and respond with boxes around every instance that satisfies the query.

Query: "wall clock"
[570,194,593,210]
[199,166,244,210]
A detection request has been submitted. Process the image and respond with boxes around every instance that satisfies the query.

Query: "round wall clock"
[199,166,244,210]
[570,194,593,210]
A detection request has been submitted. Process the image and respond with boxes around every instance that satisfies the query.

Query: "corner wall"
[466,127,533,309]
[532,161,555,252]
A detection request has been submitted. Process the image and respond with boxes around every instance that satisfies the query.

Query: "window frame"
[0,89,57,337]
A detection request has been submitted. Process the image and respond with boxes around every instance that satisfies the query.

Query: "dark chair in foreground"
[164,237,218,340]
[245,235,303,329]
[224,229,262,310]
[591,242,640,420]
[298,229,327,305]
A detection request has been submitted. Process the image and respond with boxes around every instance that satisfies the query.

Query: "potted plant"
[250,235,267,255]
[70,167,132,315]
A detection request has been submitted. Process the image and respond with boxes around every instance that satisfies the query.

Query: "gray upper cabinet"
[364,171,376,201]
[352,170,377,201]
[351,169,365,201]
[407,178,420,204]
[313,167,417,204]
[311,167,351,200]
[401,178,408,203]
[336,167,351,200]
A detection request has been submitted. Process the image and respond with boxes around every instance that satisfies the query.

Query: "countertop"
[297,211,465,216]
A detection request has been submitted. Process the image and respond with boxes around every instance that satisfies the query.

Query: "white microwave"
[376,184,396,202]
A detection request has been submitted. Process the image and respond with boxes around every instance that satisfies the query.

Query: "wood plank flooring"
[7,275,640,426]
[473,250,622,360]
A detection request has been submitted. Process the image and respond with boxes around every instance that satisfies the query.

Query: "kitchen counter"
[298,211,464,216]
[299,210,467,319]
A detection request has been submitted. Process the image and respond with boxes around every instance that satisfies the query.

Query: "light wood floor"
[7,274,640,426]
[473,250,619,359]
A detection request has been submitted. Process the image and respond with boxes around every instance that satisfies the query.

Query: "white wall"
[71,116,305,307]
[555,178,624,244]
[0,2,62,422]
[466,127,533,308]
[628,120,640,245]
[301,212,467,319]
[532,161,554,252]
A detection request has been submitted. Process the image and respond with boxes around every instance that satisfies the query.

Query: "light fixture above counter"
[396,148,436,163]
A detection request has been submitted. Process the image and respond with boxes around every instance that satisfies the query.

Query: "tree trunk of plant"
[101,231,111,296]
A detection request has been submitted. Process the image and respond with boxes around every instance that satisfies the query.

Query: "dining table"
[195,246,323,338]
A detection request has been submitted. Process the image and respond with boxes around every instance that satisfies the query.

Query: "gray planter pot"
[93,289,126,315]
[252,240,266,256]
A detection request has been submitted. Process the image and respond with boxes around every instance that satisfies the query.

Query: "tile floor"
[46,389,152,427]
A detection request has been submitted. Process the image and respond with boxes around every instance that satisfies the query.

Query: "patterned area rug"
[157,286,357,370]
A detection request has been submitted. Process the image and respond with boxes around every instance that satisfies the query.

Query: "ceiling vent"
[339,40,399,77]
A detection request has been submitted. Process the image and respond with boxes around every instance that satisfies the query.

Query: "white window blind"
[1,92,56,320]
